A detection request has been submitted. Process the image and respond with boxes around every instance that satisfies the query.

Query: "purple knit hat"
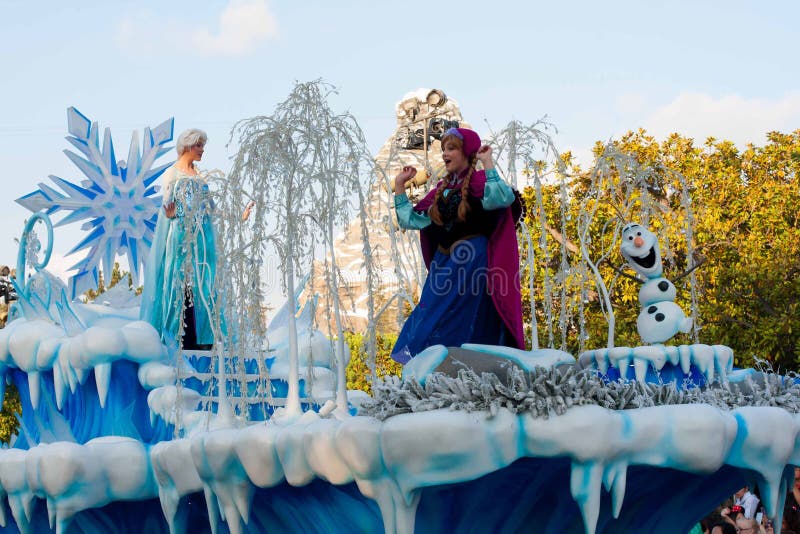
[444,127,481,157]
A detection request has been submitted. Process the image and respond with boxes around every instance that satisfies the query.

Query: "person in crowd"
[734,486,760,519]
[390,127,524,363]
[0,265,14,306]
[0,265,11,327]
[764,517,780,534]
[784,467,800,531]
[710,523,736,534]
[734,515,761,534]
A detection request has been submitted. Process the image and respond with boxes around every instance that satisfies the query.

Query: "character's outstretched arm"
[394,165,432,230]
[395,193,431,229]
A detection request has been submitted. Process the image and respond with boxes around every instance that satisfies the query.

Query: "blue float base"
[0,457,746,533]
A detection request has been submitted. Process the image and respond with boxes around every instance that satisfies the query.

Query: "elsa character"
[140,128,220,349]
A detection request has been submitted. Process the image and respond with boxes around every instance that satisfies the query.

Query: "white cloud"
[192,0,278,56]
[640,91,800,146]
[615,91,648,115]
[115,0,278,57]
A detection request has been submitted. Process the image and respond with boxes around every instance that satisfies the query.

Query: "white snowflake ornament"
[16,107,174,299]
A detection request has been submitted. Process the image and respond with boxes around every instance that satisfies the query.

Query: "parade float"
[0,83,799,534]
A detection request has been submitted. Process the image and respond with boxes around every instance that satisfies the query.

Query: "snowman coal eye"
[636,232,641,236]
[628,236,633,240]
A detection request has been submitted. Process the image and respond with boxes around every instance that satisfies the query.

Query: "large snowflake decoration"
[16,107,174,300]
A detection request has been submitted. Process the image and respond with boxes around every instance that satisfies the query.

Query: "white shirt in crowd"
[735,490,760,519]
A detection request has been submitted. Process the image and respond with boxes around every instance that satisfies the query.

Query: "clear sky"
[1,0,798,280]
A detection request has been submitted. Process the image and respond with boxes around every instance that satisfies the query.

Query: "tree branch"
[600,258,643,284]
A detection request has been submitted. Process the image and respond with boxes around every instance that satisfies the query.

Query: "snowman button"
[655,313,665,322]
[658,281,669,291]
[648,305,657,314]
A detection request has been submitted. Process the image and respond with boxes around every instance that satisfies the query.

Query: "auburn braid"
[457,156,478,222]
[428,179,449,225]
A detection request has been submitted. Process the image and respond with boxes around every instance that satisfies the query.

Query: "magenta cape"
[413,170,526,350]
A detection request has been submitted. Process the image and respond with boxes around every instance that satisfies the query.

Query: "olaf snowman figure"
[620,223,692,344]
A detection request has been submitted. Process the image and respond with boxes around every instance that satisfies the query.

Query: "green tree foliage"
[519,128,800,371]
[0,385,21,444]
[345,331,402,394]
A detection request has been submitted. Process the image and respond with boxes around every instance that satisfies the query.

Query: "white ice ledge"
[2,403,800,534]
[579,344,734,384]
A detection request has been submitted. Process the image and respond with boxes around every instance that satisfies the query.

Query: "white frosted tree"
[228,80,373,416]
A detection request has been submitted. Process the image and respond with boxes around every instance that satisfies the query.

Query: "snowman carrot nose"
[634,236,645,247]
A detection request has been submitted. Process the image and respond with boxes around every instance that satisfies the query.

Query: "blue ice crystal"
[16,107,174,299]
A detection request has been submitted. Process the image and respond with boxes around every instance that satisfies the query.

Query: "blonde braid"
[457,156,478,222]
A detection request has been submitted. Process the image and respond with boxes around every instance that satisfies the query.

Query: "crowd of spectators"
[692,469,800,534]
[0,265,16,328]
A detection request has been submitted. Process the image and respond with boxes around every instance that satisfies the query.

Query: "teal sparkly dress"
[140,166,219,347]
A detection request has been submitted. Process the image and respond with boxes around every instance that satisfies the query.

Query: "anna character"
[391,127,525,363]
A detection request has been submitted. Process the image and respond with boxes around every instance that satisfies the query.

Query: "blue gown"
[140,167,219,347]
[391,168,517,363]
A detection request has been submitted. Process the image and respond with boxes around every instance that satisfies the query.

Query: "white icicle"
[570,460,603,534]
[8,495,30,534]
[726,407,798,517]
[713,345,733,382]
[46,498,55,529]
[151,439,203,532]
[27,371,40,410]
[678,345,692,375]
[74,367,87,387]
[65,360,79,394]
[635,345,668,371]
[594,350,609,374]
[692,345,715,383]
[94,362,112,408]
[21,493,34,532]
[605,461,628,519]
[663,345,680,367]
[633,357,649,383]
[203,485,220,534]
[53,362,67,410]
[189,430,254,532]
[609,347,632,378]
